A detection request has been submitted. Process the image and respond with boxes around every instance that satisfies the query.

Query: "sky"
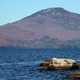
[0,0,80,25]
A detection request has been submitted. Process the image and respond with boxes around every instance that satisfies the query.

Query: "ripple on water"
[0,48,80,80]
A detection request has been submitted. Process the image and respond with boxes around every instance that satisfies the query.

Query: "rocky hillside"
[0,7,80,48]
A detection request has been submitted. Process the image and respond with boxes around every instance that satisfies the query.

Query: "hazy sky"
[0,0,80,25]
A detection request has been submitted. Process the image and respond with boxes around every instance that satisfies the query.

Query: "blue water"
[0,47,80,80]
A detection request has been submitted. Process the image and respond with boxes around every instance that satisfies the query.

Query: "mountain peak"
[30,7,69,18]
[42,7,66,13]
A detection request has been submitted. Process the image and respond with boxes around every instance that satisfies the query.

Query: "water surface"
[0,48,80,80]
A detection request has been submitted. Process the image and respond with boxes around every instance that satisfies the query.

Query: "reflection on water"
[0,48,80,80]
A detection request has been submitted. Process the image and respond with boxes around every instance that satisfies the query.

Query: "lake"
[0,47,80,80]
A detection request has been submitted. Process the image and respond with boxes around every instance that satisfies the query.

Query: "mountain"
[0,7,80,48]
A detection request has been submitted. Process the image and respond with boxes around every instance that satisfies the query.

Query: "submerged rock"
[69,72,80,79]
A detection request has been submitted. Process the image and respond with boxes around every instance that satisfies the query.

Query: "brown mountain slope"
[0,7,80,48]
